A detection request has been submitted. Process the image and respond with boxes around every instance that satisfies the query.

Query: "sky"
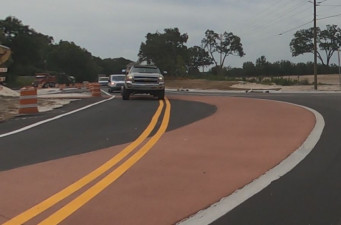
[1,0,341,68]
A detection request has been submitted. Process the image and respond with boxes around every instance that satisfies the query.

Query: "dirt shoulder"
[166,74,341,91]
[0,86,89,122]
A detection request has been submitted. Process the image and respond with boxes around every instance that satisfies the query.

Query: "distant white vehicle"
[107,74,125,92]
[98,77,109,86]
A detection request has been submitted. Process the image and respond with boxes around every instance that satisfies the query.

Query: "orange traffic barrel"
[91,83,101,97]
[19,86,38,114]
[59,84,66,90]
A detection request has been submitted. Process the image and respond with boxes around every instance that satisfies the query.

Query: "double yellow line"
[3,98,171,225]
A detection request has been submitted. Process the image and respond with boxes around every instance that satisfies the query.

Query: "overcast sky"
[1,0,341,67]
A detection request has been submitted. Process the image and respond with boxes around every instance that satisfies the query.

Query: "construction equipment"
[32,73,57,88]
[32,72,75,88]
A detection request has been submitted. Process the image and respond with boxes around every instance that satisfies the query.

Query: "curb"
[165,88,341,94]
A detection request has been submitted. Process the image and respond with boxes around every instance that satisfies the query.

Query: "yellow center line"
[38,98,171,225]
[3,100,165,225]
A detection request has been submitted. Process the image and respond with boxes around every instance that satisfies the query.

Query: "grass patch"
[5,76,35,89]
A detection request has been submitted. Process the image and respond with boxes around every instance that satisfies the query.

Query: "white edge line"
[100,89,112,96]
[0,96,115,138]
[177,101,325,225]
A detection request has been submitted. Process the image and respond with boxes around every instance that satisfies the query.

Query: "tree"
[0,16,53,75]
[187,46,213,74]
[1,16,136,82]
[47,41,100,82]
[255,56,270,77]
[319,25,341,66]
[0,29,5,44]
[94,57,132,75]
[242,61,256,76]
[290,25,341,66]
[138,28,188,76]
[201,29,245,70]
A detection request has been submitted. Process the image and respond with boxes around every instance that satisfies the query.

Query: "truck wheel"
[122,87,130,100]
[158,90,165,100]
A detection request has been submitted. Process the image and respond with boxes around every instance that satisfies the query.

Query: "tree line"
[0,16,132,83]
[222,56,340,78]
[1,16,340,83]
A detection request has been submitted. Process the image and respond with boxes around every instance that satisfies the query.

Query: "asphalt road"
[0,95,216,171]
[1,91,340,224]
[235,93,341,225]
[170,91,341,225]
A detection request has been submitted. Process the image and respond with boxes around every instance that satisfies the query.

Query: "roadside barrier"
[19,86,38,114]
[83,82,90,89]
[59,84,66,90]
[91,83,101,97]
[75,83,82,89]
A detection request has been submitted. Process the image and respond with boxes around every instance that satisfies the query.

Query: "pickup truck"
[121,64,165,100]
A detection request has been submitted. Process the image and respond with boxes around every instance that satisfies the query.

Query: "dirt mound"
[0,86,78,122]
[0,85,19,97]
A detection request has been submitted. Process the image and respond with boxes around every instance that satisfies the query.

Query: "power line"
[237,1,308,30]
[277,12,341,36]
[319,4,341,6]
[278,20,314,35]
[318,13,341,20]
[240,1,311,37]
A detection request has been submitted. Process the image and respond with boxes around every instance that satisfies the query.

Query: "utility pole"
[337,48,341,87]
[219,33,222,68]
[313,0,318,90]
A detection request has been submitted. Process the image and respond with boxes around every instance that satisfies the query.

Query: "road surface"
[0,91,339,224]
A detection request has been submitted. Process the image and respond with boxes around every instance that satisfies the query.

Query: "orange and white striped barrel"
[19,87,38,114]
[59,84,66,90]
[91,83,101,97]
[76,83,82,89]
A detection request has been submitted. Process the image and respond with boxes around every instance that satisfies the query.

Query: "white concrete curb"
[166,88,341,94]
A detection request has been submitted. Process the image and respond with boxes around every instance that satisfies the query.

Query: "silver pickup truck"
[121,64,165,100]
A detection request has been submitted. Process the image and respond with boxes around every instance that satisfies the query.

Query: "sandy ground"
[231,74,341,91]
[166,74,341,91]
[0,85,87,122]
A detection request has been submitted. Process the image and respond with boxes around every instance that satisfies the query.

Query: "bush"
[298,79,310,85]
[15,76,35,88]
[271,78,297,86]
[5,75,35,89]
[261,79,273,85]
